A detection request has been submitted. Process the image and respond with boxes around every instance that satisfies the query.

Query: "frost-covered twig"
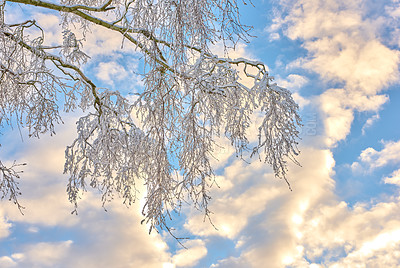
[0,160,25,212]
[1,0,302,238]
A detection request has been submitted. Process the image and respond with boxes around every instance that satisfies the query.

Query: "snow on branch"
[0,160,25,212]
[1,0,302,236]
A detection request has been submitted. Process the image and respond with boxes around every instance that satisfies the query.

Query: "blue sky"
[1,0,400,267]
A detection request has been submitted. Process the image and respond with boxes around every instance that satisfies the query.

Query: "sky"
[1,0,400,267]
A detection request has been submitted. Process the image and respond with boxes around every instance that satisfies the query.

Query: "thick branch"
[3,30,103,113]
[6,0,265,77]
[7,0,171,71]
[67,0,114,12]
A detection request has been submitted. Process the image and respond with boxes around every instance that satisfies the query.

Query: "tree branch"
[0,160,25,213]
[7,0,172,71]
[3,30,103,114]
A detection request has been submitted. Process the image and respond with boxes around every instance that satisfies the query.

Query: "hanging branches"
[0,0,301,236]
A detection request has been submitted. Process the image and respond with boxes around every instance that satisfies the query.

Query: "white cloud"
[386,2,400,18]
[20,240,72,267]
[384,169,400,186]
[0,214,12,239]
[314,39,396,145]
[362,114,380,135]
[276,74,310,108]
[172,239,207,267]
[318,90,354,146]
[81,25,140,58]
[335,228,400,265]
[352,140,400,172]
[385,1,400,47]
[299,199,400,267]
[184,159,282,239]
[95,61,128,86]
[319,89,388,146]
[269,32,280,41]
[27,226,39,233]
[303,39,399,94]
[61,203,172,268]
[283,0,365,41]
[207,145,337,267]
[211,163,400,267]
[33,13,63,47]
[205,2,400,266]
[271,0,400,146]
[0,112,173,267]
[4,1,400,268]
[0,115,84,227]
[276,74,308,91]
[0,256,17,267]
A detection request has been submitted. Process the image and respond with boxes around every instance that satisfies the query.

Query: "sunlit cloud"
[95,61,128,86]
[172,239,207,267]
[270,0,400,146]
[0,115,173,267]
[197,145,337,267]
[18,240,73,267]
[361,114,380,135]
[0,214,12,239]
[384,169,400,186]
[276,74,310,108]
[2,1,400,267]
[203,0,400,267]
[352,139,400,172]
[319,89,388,146]
[298,198,400,266]
[0,255,18,267]
[276,74,308,91]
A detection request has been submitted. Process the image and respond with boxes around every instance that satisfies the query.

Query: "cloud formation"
[204,1,400,267]
[352,139,400,173]
[0,215,11,240]
[203,145,336,267]
[172,240,207,267]
[271,0,400,146]
[2,1,400,268]
[0,116,174,268]
[384,169,400,186]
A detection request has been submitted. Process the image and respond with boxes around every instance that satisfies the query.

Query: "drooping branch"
[2,28,104,113]
[0,160,25,212]
[1,0,302,237]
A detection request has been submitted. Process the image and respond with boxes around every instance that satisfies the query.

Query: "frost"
[0,0,301,236]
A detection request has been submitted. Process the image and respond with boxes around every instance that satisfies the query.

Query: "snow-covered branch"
[1,0,302,236]
[0,160,25,212]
